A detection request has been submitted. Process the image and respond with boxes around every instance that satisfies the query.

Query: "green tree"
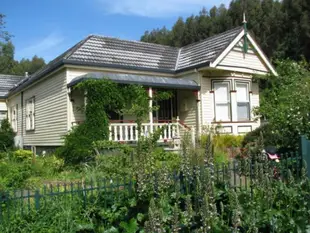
[171,17,185,47]
[11,55,45,75]
[140,0,310,61]
[0,41,16,74]
[0,118,15,151]
[0,14,11,42]
[257,59,310,149]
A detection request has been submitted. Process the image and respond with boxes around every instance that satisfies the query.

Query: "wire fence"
[0,153,304,224]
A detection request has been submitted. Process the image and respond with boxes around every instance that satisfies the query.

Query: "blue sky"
[3,0,230,62]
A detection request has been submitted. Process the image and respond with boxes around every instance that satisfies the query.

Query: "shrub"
[12,149,33,162]
[152,148,181,171]
[257,60,310,149]
[242,123,280,148]
[213,134,244,149]
[41,155,64,173]
[56,123,94,165]
[0,160,32,190]
[0,119,15,151]
[214,148,229,164]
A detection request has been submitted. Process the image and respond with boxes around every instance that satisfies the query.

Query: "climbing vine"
[57,78,171,165]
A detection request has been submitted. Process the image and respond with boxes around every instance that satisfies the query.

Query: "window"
[236,82,250,121]
[10,105,17,132]
[26,97,35,130]
[214,82,230,121]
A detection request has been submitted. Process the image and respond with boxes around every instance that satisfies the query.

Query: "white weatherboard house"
[5,26,277,151]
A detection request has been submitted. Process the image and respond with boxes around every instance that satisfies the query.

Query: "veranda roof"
[67,72,200,90]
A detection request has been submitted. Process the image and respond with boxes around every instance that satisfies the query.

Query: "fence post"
[300,135,310,178]
[34,190,40,210]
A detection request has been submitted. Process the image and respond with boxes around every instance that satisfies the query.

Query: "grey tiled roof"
[177,27,243,70]
[67,36,179,71]
[0,74,23,98]
[8,27,243,96]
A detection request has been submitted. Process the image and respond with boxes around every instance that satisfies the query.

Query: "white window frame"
[10,105,18,132]
[213,81,231,122]
[26,97,35,131]
[236,82,250,121]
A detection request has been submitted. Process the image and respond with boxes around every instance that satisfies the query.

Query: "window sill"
[212,121,255,124]
[26,129,35,132]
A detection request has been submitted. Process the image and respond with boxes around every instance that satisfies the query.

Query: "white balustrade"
[109,122,180,142]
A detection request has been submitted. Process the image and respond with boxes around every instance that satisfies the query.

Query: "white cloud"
[98,0,231,17]
[16,32,64,61]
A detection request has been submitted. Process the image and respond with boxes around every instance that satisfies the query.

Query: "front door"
[154,90,178,122]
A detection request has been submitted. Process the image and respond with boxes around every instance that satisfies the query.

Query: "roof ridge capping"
[0,74,24,78]
[180,26,243,49]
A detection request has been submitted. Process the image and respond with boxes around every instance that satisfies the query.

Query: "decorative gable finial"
[243,12,247,24]
[243,12,248,54]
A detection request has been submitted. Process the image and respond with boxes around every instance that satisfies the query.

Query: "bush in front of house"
[242,123,278,147]
[0,119,15,152]
[255,59,310,150]
[201,133,244,162]
[56,123,95,165]
[11,149,33,162]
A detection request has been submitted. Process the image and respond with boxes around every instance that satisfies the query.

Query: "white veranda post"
[148,87,153,134]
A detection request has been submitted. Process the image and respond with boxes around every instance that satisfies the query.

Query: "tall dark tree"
[140,0,310,61]
[11,55,45,75]
[281,0,310,60]
[0,42,16,74]
[171,17,185,47]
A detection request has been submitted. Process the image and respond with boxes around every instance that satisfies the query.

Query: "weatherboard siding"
[22,70,68,146]
[200,76,213,126]
[178,90,197,130]
[218,42,268,73]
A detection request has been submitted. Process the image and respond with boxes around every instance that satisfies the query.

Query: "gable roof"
[177,27,243,71]
[0,74,24,99]
[9,26,274,96]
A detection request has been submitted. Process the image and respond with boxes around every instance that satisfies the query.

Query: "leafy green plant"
[214,148,229,164]
[152,148,181,171]
[120,218,139,233]
[257,60,310,149]
[0,159,32,190]
[11,149,33,162]
[213,134,244,150]
[0,119,15,152]
[242,123,277,148]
